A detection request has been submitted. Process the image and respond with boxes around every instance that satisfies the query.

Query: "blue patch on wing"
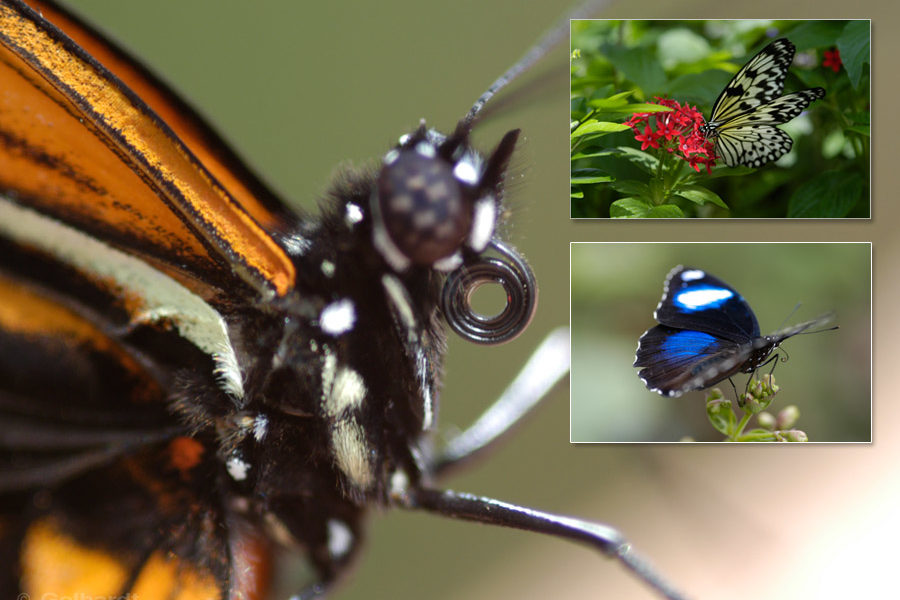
[660,330,719,357]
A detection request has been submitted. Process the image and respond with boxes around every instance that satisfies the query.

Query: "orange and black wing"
[0,0,290,596]
[0,0,296,301]
[0,265,272,599]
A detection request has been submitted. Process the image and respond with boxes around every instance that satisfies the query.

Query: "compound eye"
[377,150,471,266]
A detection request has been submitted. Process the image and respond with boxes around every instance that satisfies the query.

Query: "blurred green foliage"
[571,20,870,218]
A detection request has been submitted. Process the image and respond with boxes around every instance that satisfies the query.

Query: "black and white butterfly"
[699,38,825,168]
[634,266,834,397]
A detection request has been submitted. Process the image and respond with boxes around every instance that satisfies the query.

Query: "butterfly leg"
[395,486,688,600]
[429,327,569,476]
[728,377,740,401]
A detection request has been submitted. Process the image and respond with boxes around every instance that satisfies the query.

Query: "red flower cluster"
[823,48,842,73]
[624,98,717,173]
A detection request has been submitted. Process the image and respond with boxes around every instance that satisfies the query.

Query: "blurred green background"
[58,1,893,599]
[571,243,870,442]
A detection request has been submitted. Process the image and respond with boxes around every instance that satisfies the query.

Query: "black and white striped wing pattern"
[700,39,825,168]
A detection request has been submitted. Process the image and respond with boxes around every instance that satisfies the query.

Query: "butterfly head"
[366,122,535,345]
[371,121,519,274]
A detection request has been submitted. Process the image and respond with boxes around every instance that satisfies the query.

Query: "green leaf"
[838,21,870,89]
[785,20,848,50]
[585,90,634,110]
[667,70,731,107]
[571,149,620,161]
[646,204,685,218]
[571,175,613,185]
[610,179,651,198]
[610,197,650,218]
[787,171,863,217]
[592,102,673,114]
[673,185,728,209]
[845,125,870,137]
[603,44,667,95]
[571,121,632,139]
[616,146,659,174]
[706,394,735,436]
[848,111,870,126]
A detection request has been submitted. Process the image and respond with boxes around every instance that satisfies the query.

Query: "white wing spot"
[681,269,705,281]
[676,288,733,309]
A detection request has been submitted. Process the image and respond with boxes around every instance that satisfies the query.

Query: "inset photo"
[571,20,870,218]
[570,243,871,442]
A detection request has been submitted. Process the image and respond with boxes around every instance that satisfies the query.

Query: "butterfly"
[698,38,825,168]
[634,266,834,398]
[0,1,685,599]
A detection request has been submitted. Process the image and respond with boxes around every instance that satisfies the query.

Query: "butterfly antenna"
[792,312,839,336]
[461,1,608,129]
[777,303,803,330]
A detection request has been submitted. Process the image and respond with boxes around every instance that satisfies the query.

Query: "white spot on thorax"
[320,349,337,403]
[345,203,364,225]
[320,298,356,336]
[390,469,410,498]
[321,260,336,277]
[414,141,436,158]
[252,414,269,442]
[468,197,496,252]
[331,420,373,488]
[226,453,250,481]
[327,519,354,559]
[453,159,479,185]
[325,367,367,415]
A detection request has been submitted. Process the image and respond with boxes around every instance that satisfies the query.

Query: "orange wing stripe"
[21,519,224,599]
[21,519,129,595]
[27,0,291,233]
[0,2,295,297]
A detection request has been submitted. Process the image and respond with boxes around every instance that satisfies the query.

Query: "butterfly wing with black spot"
[713,88,826,168]
[701,38,825,168]
[705,38,795,126]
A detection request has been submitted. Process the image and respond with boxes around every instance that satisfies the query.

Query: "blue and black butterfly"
[634,266,834,397]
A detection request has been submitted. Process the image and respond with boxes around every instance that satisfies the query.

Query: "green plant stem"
[728,412,754,441]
